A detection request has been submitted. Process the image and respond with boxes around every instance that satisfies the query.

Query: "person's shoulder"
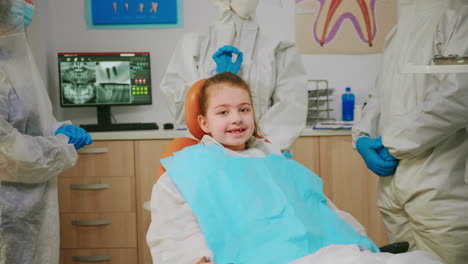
[257,32,296,52]
[271,38,299,54]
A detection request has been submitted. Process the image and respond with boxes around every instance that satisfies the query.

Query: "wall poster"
[296,0,397,54]
[86,0,182,29]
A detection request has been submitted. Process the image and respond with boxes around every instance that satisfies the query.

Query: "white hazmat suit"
[352,0,468,263]
[0,1,78,263]
[160,0,308,151]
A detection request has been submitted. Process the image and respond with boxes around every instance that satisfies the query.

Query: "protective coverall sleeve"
[351,78,382,147]
[383,9,468,159]
[0,118,78,183]
[0,76,78,183]
[146,173,213,264]
[258,42,308,151]
[159,33,202,127]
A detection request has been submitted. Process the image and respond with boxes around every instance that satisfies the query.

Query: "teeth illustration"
[304,0,377,47]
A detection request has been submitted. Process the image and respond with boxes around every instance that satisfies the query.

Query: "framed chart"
[296,0,397,54]
[86,0,183,29]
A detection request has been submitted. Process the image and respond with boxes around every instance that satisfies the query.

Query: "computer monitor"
[58,52,157,131]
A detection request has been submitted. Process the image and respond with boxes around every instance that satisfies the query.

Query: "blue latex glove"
[356,137,399,177]
[55,125,93,150]
[283,151,293,159]
[212,45,243,74]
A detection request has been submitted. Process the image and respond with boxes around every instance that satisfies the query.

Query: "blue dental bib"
[162,143,378,264]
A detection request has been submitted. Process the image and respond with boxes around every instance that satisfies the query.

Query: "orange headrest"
[157,79,208,180]
[185,78,208,140]
[157,137,199,179]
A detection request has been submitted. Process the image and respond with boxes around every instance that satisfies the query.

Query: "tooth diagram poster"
[296,0,397,54]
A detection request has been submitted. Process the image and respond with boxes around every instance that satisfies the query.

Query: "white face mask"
[230,0,259,19]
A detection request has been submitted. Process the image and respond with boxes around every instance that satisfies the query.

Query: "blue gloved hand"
[283,151,293,159]
[356,137,399,177]
[212,45,243,74]
[55,125,93,150]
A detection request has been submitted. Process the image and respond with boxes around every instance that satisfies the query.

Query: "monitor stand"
[80,106,158,132]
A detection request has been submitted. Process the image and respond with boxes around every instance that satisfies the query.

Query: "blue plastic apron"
[162,143,379,264]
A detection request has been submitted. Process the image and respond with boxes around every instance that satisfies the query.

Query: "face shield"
[0,0,56,136]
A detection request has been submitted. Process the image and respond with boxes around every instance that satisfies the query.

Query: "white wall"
[33,0,382,126]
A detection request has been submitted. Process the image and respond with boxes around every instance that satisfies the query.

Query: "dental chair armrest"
[378,242,409,254]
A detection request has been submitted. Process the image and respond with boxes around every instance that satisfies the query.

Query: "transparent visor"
[0,32,56,135]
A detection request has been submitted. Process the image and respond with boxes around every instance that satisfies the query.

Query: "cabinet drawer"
[58,177,135,213]
[60,248,137,264]
[60,213,137,248]
[61,141,134,178]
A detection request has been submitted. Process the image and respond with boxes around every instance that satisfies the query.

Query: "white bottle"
[354,104,362,122]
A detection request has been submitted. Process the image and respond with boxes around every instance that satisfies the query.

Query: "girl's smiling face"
[198,83,255,151]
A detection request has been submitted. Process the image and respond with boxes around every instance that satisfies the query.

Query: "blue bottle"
[342,87,355,121]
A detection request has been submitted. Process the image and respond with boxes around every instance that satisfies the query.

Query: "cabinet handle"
[70,184,110,190]
[71,219,111,226]
[78,148,109,154]
[72,255,112,262]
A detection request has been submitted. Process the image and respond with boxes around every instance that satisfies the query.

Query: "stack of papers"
[313,121,354,130]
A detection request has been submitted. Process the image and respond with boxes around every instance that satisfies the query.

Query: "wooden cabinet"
[58,141,138,264]
[59,135,387,264]
[134,140,172,264]
[59,139,172,264]
[293,135,388,246]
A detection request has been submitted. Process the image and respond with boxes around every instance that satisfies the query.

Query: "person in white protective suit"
[160,0,308,151]
[0,0,92,263]
[352,0,468,263]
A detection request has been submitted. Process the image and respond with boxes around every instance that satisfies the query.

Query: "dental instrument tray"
[307,80,334,126]
[313,120,354,130]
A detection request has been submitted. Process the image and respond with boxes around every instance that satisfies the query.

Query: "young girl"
[146,72,442,264]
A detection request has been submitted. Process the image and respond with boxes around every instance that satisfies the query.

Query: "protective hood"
[0,0,57,136]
